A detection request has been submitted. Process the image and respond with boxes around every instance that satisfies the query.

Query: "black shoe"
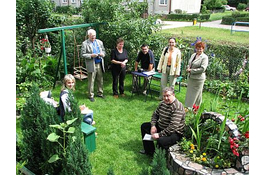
[139,150,153,156]
[96,95,105,99]
[89,98,95,102]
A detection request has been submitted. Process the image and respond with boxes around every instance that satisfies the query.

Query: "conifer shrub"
[20,84,60,174]
[150,148,170,175]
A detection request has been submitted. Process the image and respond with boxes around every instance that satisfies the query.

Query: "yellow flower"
[215,165,219,168]
[190,150,193,154]
[190,144,194,147]
[201,157,207,161]
[191,146,195,150]
[202,153,206,156]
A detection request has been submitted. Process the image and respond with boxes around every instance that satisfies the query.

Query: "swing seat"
[73,66,88,80]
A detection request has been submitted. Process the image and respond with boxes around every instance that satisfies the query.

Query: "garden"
[16,0,249,174]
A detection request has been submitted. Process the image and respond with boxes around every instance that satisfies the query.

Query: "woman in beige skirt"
[185,41,208,109]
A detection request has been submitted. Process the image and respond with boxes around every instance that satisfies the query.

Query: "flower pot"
[45,47,51,56]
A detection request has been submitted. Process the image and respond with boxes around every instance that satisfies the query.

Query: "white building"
[148,0,202,14]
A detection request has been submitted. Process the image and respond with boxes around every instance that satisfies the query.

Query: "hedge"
[166,14,211,21]
[221,12,249,25]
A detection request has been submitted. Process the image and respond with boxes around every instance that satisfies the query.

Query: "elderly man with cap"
[81,29,106,102]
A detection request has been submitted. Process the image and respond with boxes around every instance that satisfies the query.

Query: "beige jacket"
[81,39,106,73]
[157,47,181,76]
[188,52,208,80]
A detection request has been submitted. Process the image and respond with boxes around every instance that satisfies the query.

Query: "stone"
[188,161,203,170]
[224,168,238,174]
[241,156,249,165]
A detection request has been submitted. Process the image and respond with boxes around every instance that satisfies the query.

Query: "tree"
[203,0,227,10]
[16,0,53,52]
[81,0,165,70]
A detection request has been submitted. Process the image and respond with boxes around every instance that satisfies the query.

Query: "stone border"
[167,112,249,175]
[167,144,249,175]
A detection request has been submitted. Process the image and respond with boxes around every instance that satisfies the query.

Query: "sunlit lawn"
[161,26,249,45]
[47,71,248,175]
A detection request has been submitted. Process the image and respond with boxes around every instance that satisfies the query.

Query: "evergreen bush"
[20,84,60,174]
[150,148,170,175]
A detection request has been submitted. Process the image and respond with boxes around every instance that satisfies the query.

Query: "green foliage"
[20,84,60,174]
[150,148,170,175]
[237,3,247,11]
[107,166,115,175]
[16,0,53,51]
[47,118,78,163]
[203,0,227,10]
[221,11,249,25]
[81,0,164,70]
[167,13,211,21]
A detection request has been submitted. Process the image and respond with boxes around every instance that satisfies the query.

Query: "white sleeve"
[61,93,71,112]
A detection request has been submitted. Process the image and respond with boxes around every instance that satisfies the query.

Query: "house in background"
[51,0,83,8]
[147,0,202,14]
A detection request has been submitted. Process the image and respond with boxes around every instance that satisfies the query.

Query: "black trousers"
[111,66,126,95]
[141,122,182,155]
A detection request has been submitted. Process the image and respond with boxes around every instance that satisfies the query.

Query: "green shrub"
[20,85,60,174]
[150,148,170,175]
[221,12,249,24]
[237,3,247,11]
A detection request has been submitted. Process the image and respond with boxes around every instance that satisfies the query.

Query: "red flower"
[240,117,245,121]
[231,118,235,122]
[244,131,249,138]
[192,104,199,111]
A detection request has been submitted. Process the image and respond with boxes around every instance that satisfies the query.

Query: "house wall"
[171,0,201,14]
[148,0,201,15]
[51,0,82,8]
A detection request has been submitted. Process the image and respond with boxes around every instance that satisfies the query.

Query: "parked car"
[222,5,236,11]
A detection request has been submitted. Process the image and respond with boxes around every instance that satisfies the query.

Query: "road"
[162,20,249,31]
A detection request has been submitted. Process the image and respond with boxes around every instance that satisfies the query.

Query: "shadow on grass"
[118,138,153,167]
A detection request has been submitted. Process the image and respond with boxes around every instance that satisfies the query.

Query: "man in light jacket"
[81,29,106,102]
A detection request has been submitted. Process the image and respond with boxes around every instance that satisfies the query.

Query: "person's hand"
[158,70,161,73]
[121,61,126,68]
[98,53,103,57]
[174,75,179,78]
[186,68,191,73]
[151,126,157,134]
[91,53,98,58]
[151,133,159,140]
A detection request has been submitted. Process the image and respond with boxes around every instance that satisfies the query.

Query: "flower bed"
[175,105,249,174]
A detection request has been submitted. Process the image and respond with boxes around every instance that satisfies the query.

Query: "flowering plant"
[180,104,249,169]
[40,38,51,50]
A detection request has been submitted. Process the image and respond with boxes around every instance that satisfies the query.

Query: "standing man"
[133,44,155,95]
[140,87,185,156]
[81,29,106,102]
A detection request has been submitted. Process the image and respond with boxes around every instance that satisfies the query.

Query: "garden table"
[131,71,155,102]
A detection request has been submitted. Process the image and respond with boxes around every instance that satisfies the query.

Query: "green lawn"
[44,71,248,175]
[161,26,249,45]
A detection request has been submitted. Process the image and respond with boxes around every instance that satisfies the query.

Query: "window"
[159,0,167,5]
[71,0,76,3]
[62,0,67,3]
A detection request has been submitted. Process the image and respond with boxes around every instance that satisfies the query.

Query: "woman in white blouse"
[157,37,182,100]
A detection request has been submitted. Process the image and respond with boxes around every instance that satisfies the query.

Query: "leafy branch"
[46,118,78,164]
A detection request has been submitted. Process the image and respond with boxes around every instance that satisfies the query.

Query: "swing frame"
[38,22,106,88]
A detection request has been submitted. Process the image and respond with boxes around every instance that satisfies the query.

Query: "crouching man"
[140,87,185,155]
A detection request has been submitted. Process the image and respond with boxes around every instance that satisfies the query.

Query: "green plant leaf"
[66,127,75,134]
[66,118,78,125]
[49,124,63,130]
[47,133,60,142]
[48,154,60,163]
